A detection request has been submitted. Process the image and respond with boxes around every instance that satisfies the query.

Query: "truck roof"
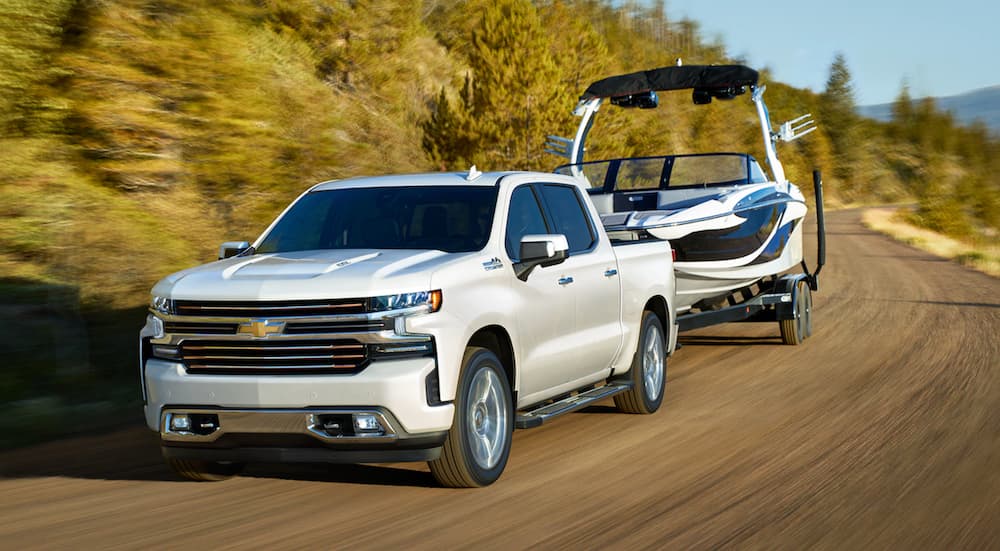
[311,171,529,192]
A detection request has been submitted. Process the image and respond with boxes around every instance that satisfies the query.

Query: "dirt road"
[2,209,998,549]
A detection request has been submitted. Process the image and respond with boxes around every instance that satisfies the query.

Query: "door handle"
[558,276,574,286]
[604,269,618,277]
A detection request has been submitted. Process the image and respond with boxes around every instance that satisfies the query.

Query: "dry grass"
[862,207,1000,277]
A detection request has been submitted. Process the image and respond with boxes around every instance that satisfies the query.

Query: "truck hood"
[154,249,459,301]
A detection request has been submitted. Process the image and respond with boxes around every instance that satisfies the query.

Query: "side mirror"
[515,234,569,281]
[219,241,252,260]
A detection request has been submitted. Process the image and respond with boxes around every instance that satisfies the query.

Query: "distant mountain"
[859,86,1000,135]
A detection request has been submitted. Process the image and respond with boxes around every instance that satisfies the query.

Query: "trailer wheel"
[780,280,812,345]
[429,347,513,488]
[614,311,666,414]
[803,283,814,338]
[165,458,244,482]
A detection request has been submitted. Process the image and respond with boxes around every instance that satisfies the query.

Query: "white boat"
[547,64,817,313]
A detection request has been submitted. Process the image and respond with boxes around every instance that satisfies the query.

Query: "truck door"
[536,183,623,375]
[505,184,578,403]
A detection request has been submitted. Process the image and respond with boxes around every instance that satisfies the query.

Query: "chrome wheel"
[615,311,666,414]
[642,323,664,402]
[464,367,509,470]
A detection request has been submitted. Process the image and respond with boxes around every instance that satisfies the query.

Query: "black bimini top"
[580,65,759,101]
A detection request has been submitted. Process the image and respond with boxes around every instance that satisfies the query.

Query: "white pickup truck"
[140,170,677,487]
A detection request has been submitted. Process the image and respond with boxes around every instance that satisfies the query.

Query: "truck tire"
[165,457,244,482]
[780,279,812,345]
[614,310,666,414]
[429,347,513,488]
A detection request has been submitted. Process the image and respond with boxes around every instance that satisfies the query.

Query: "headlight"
[150,295,173,315]
[371,290,442,313]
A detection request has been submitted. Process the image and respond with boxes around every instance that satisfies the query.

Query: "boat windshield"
[555,153,768,192]
[256,185,499,254]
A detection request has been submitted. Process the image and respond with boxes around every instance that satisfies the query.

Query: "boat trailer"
[676,169,827,345]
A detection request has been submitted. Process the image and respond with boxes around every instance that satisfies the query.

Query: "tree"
[891,82,913,124]
[819,53,860,191]
[422,0,571,170]
[422,81,476,169]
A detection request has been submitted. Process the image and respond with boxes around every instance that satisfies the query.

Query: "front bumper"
[158,407,447,463]
[143,356,455,437]
[161,442,444,464]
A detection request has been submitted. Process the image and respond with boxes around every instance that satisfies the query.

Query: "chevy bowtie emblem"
[238,319,285,338]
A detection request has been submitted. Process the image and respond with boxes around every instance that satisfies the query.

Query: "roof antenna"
[466,165,482,181]
[676,58,683,66]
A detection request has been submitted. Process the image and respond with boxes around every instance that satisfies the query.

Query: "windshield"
[256,185,499,254]
[556,153,768,191]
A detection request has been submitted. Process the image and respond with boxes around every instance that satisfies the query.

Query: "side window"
[505,186,549,260]
[539,184,596,254]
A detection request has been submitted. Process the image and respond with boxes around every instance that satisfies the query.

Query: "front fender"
[407,271,517,403]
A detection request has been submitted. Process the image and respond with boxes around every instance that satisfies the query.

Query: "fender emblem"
[482,258,503,271]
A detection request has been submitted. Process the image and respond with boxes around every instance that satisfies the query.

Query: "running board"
[515,382,632,429]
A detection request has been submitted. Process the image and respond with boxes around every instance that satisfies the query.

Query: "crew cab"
[140,170,677,487]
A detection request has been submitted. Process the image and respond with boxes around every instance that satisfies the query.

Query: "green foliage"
[819,53,862,193]
[821,53,857,123]
[423,0,573,170]
[886,81,1000,239]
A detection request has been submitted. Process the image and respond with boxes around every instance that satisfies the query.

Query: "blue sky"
[660,0,999,105]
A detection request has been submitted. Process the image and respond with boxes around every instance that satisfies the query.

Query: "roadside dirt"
[2,209,998,549]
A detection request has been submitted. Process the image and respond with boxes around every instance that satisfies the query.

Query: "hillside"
[860,86,1000,134]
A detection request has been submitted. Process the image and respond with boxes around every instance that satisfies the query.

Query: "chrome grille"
[163,322,238,335]
[283,319,389,334]
[180,340,369,375]
[174,299,368,317]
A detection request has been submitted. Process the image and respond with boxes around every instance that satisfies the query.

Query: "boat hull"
[673,218,804,311]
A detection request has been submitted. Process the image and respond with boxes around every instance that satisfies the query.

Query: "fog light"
[170,414,191,432]
[353,413,383,434]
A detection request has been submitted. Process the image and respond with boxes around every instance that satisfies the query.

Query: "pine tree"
[422,81,476,169]
[422,0,571,170]
[819,53,860,192]
[821,53,857,133]
[890,83,913,128]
